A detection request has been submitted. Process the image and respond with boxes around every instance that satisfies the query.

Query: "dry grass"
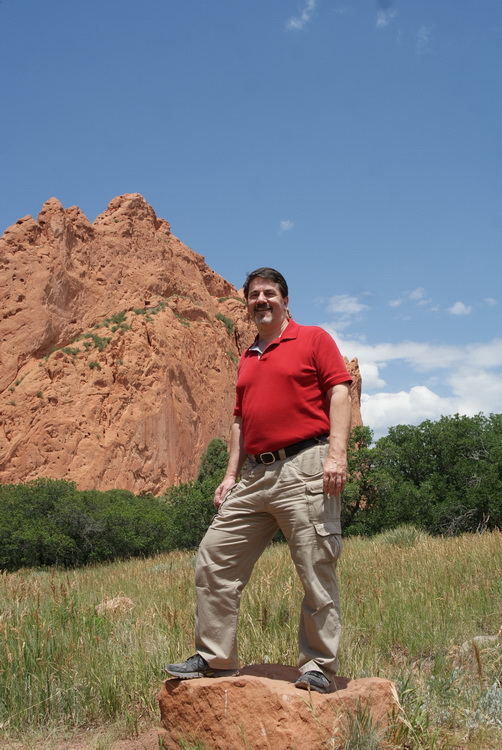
[0,531,500,749]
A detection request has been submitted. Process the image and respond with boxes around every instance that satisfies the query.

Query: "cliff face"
[0,194,362,493]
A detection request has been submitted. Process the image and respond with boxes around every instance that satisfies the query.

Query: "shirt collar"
[279,318,299,340]
[248,318,299,352]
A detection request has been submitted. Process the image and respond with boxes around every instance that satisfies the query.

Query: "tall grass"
[0,532,500,749]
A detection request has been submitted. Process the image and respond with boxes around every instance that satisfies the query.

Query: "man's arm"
[323,382,352,498]
[213,416,247,509]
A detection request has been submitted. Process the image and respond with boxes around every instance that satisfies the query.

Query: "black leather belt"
[250,435,328,465]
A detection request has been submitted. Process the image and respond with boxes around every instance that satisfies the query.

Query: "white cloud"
[376,10,397,29]
[360,367,502,440]
[321,296,369,336]
[409,287,426,301]
[359,362,387,390]
[416,24,432,55]
[286,0,317,31]
[326,294,369,316]
[448,301,472,316]
[447,368,502,413]
[361,386,452,438]
[324,333,502,373]
[278,220,294,234]
[388,287,430,308]
[321,285,499,437]
[323,324,502,438]
[328,318,353,332]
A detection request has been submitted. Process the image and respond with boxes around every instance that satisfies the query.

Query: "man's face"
[246,277,289,328]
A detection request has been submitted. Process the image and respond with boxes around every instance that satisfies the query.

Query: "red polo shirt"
[233,319,352,455]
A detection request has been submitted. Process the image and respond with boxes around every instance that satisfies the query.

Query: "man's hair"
[243,267,289,299]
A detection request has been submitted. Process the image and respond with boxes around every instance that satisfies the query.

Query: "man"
[165,267,352,693]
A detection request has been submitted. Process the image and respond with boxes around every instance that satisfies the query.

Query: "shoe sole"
[164,668,239,679]
[294,680,328,694]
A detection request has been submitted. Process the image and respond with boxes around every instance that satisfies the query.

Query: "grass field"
[0,529,500,749]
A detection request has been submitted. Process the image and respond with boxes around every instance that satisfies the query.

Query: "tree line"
[0,413,500,570]
[343,413,501,536]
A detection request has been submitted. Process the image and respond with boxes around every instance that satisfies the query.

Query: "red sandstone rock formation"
[346,355,362,428]
[0,194,362,493]
[158,664,397,750]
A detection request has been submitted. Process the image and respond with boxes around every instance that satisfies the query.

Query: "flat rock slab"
[158,663,397,750]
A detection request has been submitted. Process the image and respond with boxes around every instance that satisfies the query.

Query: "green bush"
[163,479,216,551]
[0,440,229,570]
[0,479,171,570]
[163,438,229,550]
[196,438,228,483]
[215,312,234,335]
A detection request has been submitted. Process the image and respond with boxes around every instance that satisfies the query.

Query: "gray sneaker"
[294,670,330,693]
[164,653,239,680]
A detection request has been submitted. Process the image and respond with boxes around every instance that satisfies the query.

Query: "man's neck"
[256,317,289,348]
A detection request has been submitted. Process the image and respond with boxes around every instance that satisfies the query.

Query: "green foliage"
[215,312,234,334]
[89,360,101,370]
[45,311,134,363]
[0,440,230,570]
[163,439,229,550]
[227,351,239,366]
[149,300,167,313]
[173,312,190,327]
[0,479,171,570]
[342,425,387,535]
[94,310,129,329]
[61,346,80,356]
[217,295,246,305]
[133,300,167,316]
[163,480,215,551]
[343,413,502,536]
[77,332,112,351]
[110,311,127,324]
[97,310,132,333]
[196,438,229,484]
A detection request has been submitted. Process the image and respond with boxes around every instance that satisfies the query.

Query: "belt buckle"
[259,452,276,465]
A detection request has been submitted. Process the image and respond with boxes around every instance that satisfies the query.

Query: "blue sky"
[2,0,501,438]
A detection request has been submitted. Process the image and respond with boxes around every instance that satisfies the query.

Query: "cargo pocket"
[313,522,342,563]
[305,478,324,522]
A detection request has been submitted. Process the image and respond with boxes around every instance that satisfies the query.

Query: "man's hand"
[213,477,236,509]
[213,417,245,509]
[323,451,347,498]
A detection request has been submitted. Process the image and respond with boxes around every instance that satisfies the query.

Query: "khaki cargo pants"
[195,442,343,679]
